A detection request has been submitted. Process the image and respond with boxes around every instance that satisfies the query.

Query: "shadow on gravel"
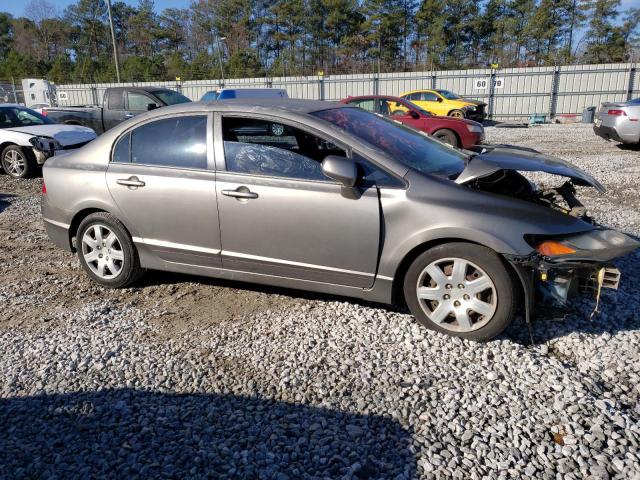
[0,389,416,479]
[0,193,15,214]
[616,143,640,151]
[138,270,409,314]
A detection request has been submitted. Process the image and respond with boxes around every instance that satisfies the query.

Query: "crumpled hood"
[455,145,605,193]
[7,124,97,146]
[463,99,487,107]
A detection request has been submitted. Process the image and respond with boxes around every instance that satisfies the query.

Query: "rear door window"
[420,92,439,101]
[351,99,376,113]
[127,116,208,169]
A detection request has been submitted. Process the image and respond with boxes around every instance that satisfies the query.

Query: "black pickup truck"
[43,86,192,134]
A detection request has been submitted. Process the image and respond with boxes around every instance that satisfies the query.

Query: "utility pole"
[106,0,121,83]
[215,36,226,84]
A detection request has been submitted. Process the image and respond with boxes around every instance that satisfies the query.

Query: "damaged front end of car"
[456,144,640,323]
[29,136,62,165]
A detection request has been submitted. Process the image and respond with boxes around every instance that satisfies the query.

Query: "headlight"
[535,240,576,256]
[466,124,484,133]
[29,136,61,153]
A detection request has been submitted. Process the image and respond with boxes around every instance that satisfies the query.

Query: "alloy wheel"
[416,257,497,333]
[3,150,26,177]
[81,224,125,279]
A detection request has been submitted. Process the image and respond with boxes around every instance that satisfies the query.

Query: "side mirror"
[436,97,443,102]
[321,155,357,187]
[409,110,420,119]
[147,103,158,111]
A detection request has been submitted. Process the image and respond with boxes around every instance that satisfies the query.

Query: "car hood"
[455,145,605,193]
[6,124,97,146]
[462,99,487,107]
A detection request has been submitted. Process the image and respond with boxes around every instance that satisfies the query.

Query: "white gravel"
[1,123,639,479]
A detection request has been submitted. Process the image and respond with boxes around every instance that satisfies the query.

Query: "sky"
[0,0,635,20]
[1,0,190,17]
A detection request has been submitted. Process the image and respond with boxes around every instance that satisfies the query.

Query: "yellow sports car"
[397,89,486,122]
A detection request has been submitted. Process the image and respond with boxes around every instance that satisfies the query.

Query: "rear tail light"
[536,240,576,256]
[41,181,46,195]
[607,109,627,116]
[41,109,48,116]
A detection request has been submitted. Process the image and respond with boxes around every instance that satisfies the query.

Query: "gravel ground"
[1,123,639,479]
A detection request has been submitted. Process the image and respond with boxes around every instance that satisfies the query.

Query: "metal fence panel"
[53,62,638,121]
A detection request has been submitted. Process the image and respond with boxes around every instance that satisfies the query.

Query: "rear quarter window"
[107,90,124,110]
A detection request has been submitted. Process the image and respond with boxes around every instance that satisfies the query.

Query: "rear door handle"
[222,188,258,199]
[117,176,145,188]
[124,113,135,118]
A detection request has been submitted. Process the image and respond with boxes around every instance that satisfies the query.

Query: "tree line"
[0,0,638,84]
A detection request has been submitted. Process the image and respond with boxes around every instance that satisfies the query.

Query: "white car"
[0,104,97,179]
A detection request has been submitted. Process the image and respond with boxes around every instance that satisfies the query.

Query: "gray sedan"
[41,100,638,340]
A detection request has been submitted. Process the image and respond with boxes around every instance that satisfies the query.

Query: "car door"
[106,113,221,267]
[102,89,129,131]
[213,113,381,288]
[411,92,444,116]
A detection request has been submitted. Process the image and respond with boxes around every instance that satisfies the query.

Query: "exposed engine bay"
[466,170,592,222]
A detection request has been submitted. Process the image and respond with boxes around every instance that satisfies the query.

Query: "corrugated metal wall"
[55,63,638,121]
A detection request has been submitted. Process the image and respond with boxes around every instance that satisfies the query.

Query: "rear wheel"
[433,129,459,147]
[448,109,465,118]
[1,145,37,179]
[403,243,516,341]
[76,212,143,288]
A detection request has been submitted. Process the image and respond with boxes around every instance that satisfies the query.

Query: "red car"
[340,95,485,149]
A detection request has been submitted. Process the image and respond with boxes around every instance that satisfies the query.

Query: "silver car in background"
[593,98,640,145]
[41,100,638,341]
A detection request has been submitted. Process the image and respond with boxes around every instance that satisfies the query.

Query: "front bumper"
[466,112,486,123]
[507,229,639,315]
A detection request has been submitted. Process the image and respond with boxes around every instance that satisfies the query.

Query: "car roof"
[343,95,408,102]
[188,98,344,114]
[400,89,437,95]
[107,86,173,93]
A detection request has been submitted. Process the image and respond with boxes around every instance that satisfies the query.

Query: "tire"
[433,129,460,147]
[76,212,144,288]
[1,145,38,179]
[403,242,516,341]
[448,109,465,119]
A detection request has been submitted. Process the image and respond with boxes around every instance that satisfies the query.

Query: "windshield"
[0,106,53,128]
[312,107,467,177]
[436,90,462,100]
[151,90,192,105]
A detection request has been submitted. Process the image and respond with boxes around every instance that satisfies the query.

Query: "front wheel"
[1,145,38,179]
[403,243,516,341]
[76,212,143,288]
[433,129,460,147]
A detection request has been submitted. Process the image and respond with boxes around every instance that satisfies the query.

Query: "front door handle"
[222,187,258,200]
[124,113,135,118]
[117,176,145,188]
